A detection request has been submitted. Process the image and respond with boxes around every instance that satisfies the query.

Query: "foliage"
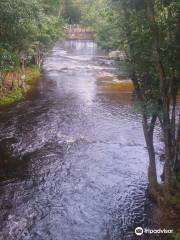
[59,0,84,24]
[0,0,65,74]
[80,0,125,50]
[0,0,66,103]
[0,48,19,85]
[0,48,19,73]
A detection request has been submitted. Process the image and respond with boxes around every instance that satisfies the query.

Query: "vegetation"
[0,0,66,106]
[0,67,41,107]
[0,88,24,107]
[80,0,120,49]
[60,0,82,24]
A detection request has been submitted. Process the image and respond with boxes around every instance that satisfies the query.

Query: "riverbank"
[0,66,41,108]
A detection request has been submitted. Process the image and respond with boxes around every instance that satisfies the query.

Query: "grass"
[0,87,23,107]
[0,66,41,107]
[25,66,41,85]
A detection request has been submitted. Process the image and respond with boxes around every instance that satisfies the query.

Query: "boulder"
[109,51,126,60]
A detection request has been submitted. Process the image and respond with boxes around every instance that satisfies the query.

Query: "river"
[0,40,155,240]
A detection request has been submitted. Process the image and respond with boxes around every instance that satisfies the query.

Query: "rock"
[109,50,126,60]
[96,71,115,81]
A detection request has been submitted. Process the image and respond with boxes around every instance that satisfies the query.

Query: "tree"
[85,0,180,204]
[0,0,65,79]
[60,0,82,24]
[114,0,180,202]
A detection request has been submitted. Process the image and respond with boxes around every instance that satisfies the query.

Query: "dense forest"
[0,0,180,239]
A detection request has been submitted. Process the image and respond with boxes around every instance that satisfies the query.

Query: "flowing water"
[0,41,155,240]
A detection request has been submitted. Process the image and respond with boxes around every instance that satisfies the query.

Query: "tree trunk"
[131,72,159,197]
[174,116,180,172]
[143,115,158,197]
[146,0,173,197]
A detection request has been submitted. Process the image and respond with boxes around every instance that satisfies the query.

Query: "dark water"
[0,41,154,240]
